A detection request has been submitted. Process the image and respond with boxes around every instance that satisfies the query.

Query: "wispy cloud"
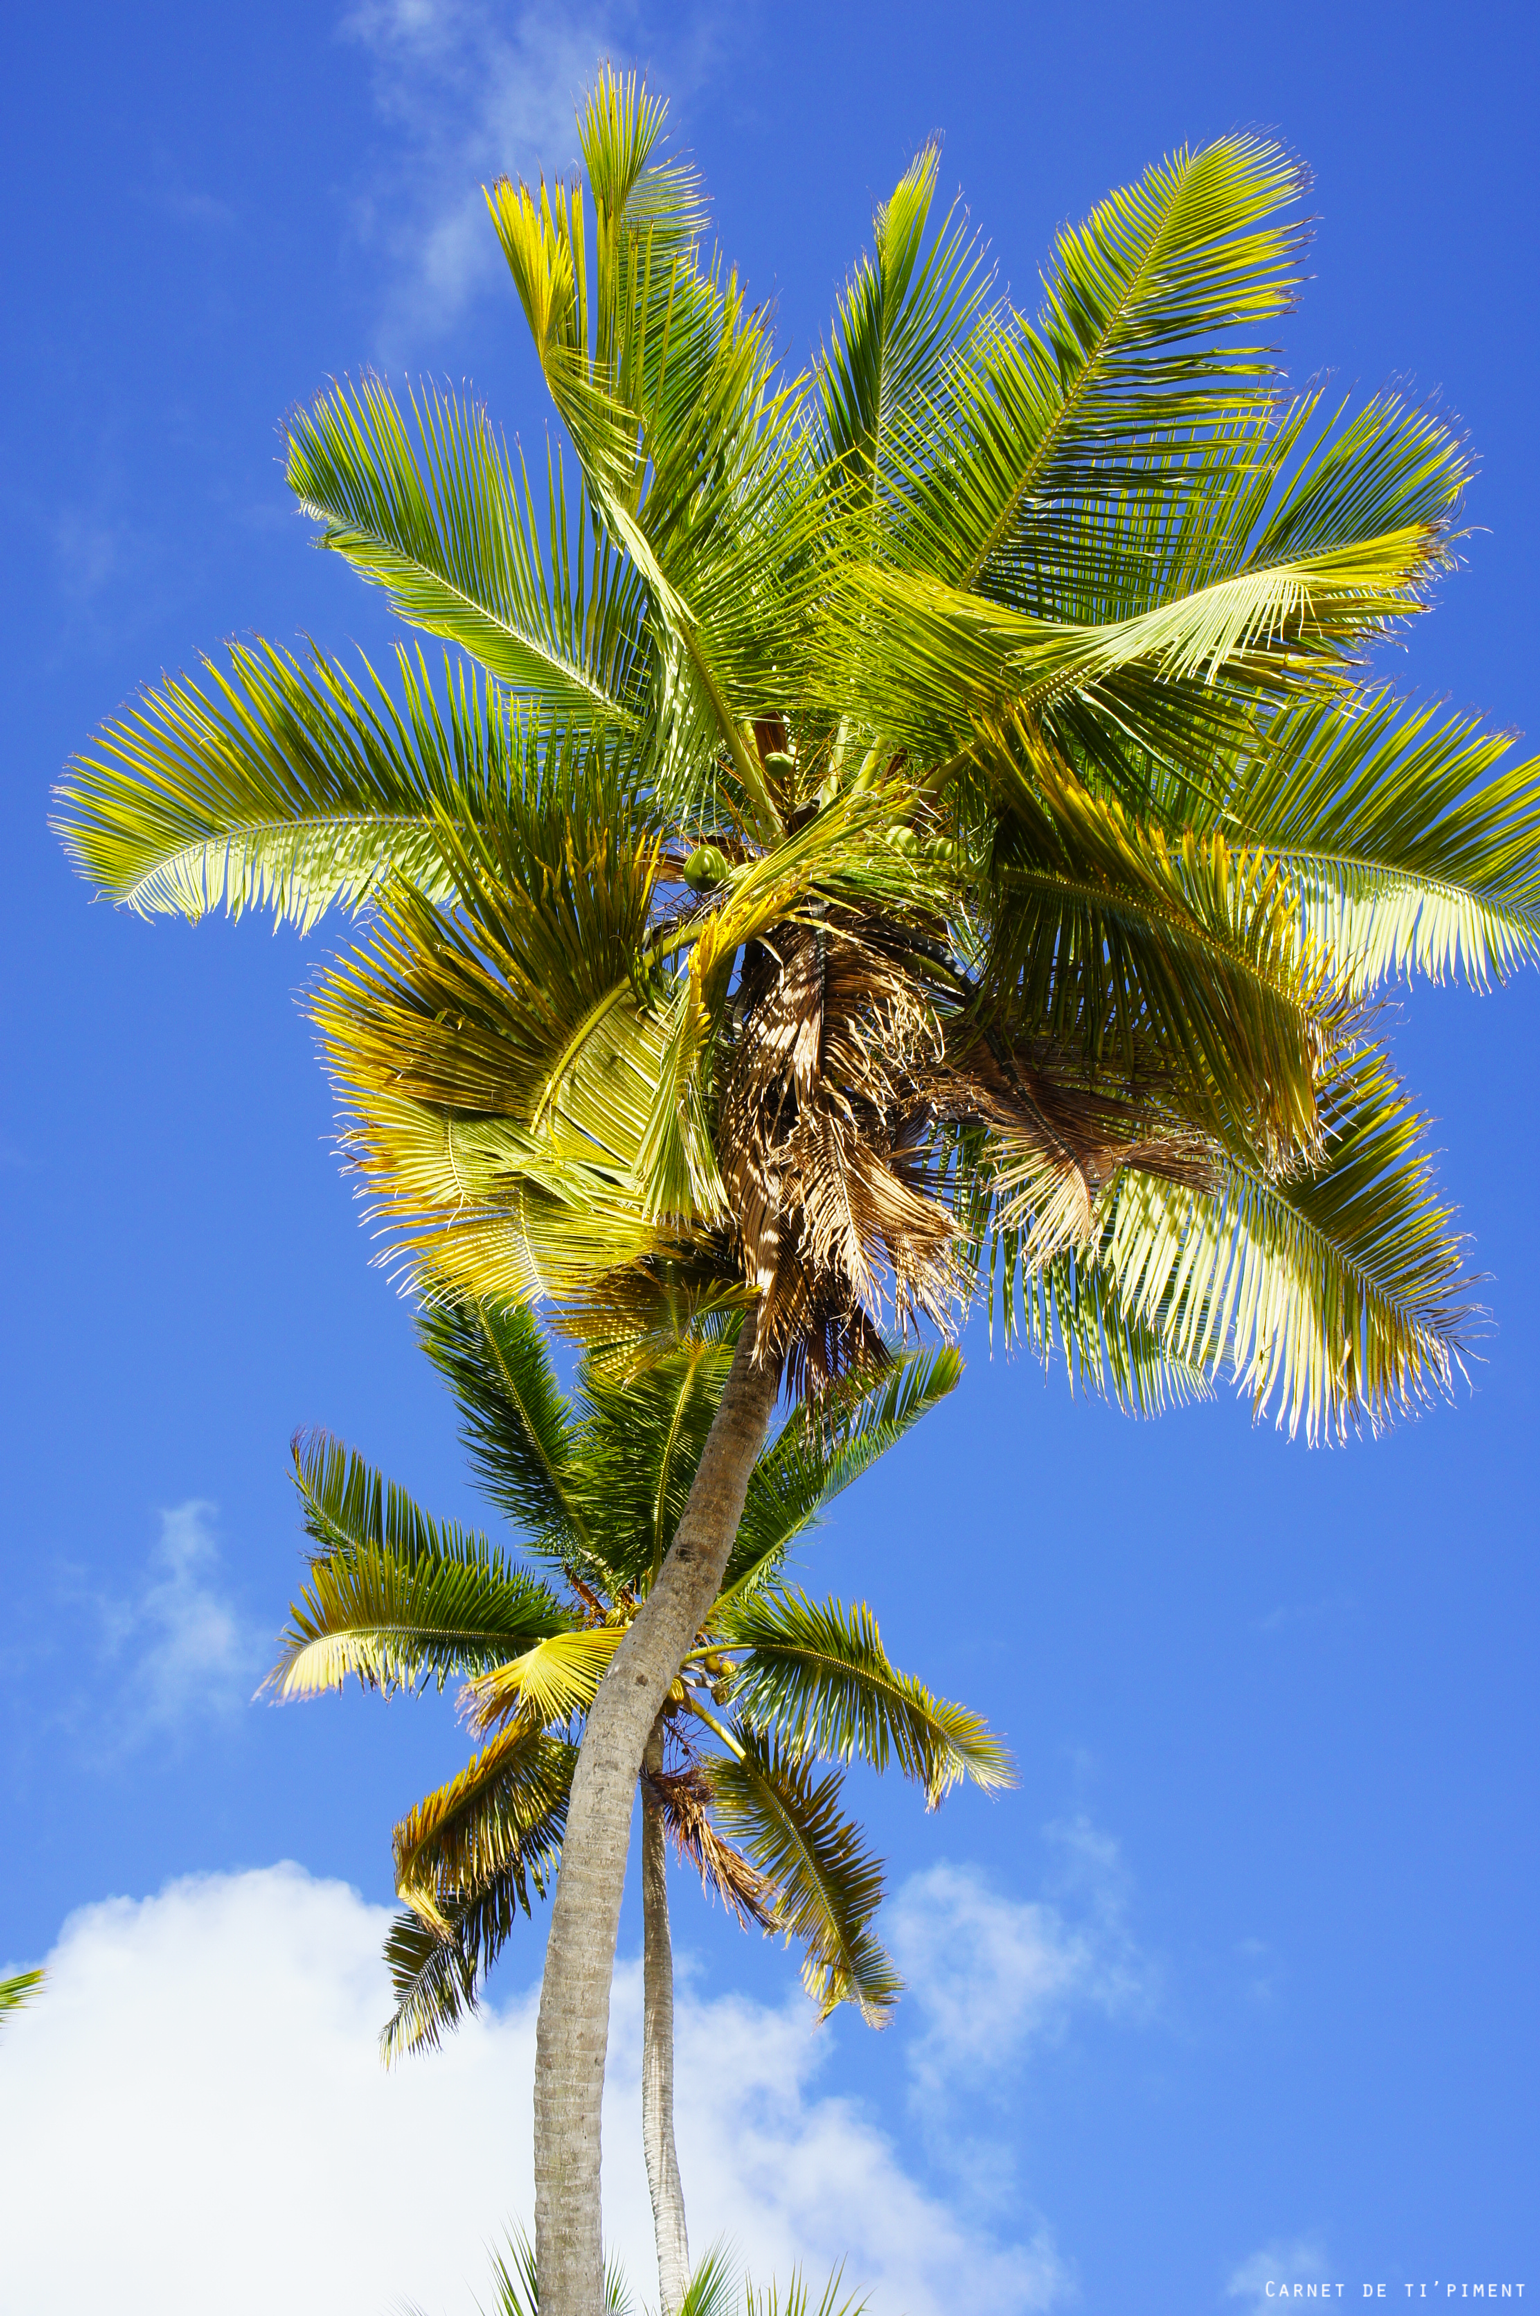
[96,1500,264,1739]
[1227,2236,1336,2307]
[0,1863,1075,2315]
[340,0,727,356]
[889,1817,1155,2108]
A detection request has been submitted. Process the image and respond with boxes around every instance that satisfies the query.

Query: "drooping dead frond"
[645,1760,781,1930]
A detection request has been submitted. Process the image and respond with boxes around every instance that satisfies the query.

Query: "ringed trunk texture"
[534,1311,779,2316]
[641,1722,690,2315]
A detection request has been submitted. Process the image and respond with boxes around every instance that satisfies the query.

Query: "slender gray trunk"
[641,1721,690,2316]
[534,1311,779,2316]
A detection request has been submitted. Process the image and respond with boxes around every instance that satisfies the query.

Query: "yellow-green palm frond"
[1103,1038,1473,1439]
[0,1969,44,2032]
[717,1589,1013,1806]
[890,134,1310,594]
[975,1221,1214,1414]
[392,1719,576,1930]
[266,1432,572,1700]
[704,1729,900,2024]
[463,1627,625,1733]
[814,143,992,516]
[285,380,651,733]
[1208,692,1540,992]
[54,642,509,928]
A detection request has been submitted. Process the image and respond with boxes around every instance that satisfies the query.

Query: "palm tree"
[57,71,1540,2307]
[267,1293,1004,2313]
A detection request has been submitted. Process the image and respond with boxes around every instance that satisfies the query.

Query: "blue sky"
[1,1,1536,2309]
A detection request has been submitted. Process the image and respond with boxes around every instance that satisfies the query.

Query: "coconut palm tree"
[267,1292,1003,2313]
[57,71,1540,2307]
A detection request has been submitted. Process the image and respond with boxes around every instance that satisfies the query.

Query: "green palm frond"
[269,1431,571,1697]
[980,1228,1215,1413]
[716,1589,1013,1804]
[0,1968,44,2031]
[380,1872,544,2064]
[392,1719,575,1928]
[381,1902,483,2061]
[704,1727,900,2023]
[54,642,507,927]
[579,1325,739,1587]
[1212,692,1540,991]
[489,71,818,835]
[725,1345,963,1595]
[894,134,1310,593]
[677,2248,739,2316]
[478,2223,635,2315]
[286,380,650,732]
[982,748,1338,1163]
[744,2268,867,2316]
[1104,1038,1472,1439]
[815,144,990,515]
[418,1296,590,1560]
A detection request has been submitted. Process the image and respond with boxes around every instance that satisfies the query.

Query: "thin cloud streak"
[889,1817,1155,2109]
[340,0,729,357]
[96,1499,265,1740]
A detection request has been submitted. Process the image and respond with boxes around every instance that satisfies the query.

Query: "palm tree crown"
[267,1293,1006,2051]
[58,73,1540,1438]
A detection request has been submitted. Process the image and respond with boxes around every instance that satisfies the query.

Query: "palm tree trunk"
[534,1310,778,2316]
[640,1721,690,2316]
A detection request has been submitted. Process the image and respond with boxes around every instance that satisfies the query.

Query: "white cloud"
[889,1818,1153,2107]
[97,1499,264,1737]
[0,1863,1073,2316]
[1227,2237,1336,2307]
[340,0,728,353]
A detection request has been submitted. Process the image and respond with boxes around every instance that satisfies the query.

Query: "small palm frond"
[677,2247,739,2316]
[53,642,508,928]
[269,1434,571,1698]
[705,1728,900,2023]
[0,1969,44,2031]
[481,2227,542,2316]
[392,1720,576,1929]
[717,1589,1013,1804]
[744,2267,867,2316]
[476,2223,633,2314]
[418,1295,590,1560]
[463,1628,625,1732]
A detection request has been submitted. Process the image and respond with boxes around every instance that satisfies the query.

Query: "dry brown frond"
[645,1762,780,1931]
[719,911,962,1388]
